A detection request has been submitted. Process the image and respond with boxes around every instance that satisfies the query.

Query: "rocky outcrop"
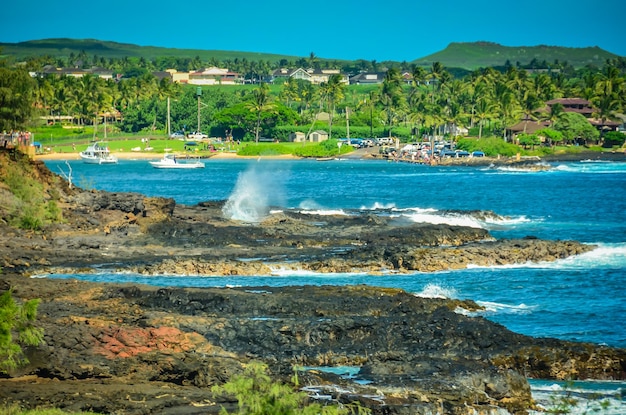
[1,276,624,415]
[1,148,622,414]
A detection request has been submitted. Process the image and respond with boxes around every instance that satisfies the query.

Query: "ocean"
[43,157,626,413]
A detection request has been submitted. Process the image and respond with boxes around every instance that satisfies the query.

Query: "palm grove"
[1,52,626,152]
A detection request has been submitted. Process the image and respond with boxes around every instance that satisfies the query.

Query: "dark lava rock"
[1,277,624,415]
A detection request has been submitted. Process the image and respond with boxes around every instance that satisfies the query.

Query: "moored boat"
[149,153,205,169]
[79,142,118,164]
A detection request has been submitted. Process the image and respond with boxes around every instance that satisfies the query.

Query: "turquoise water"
[44,157,626,411]
[44,157,626,346]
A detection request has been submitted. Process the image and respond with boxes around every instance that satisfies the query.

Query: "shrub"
[211,362,370,415]
[456,137,522,157]
[602,131,626,147]
[0,290,44,373]
[293,139,352,158]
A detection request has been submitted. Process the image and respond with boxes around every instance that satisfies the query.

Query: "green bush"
[293,139,352,158]
[0,290,44,374]
[211,362,370,415]
[602,131,626,147]
[237,143,293,156]
[3,163,62,231]
[456,137,522,157]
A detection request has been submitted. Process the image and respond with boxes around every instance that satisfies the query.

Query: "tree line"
[1,53,625,145]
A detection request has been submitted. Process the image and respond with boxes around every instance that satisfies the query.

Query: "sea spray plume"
[222,163,286,222]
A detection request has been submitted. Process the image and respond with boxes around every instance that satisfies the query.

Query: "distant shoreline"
[34,151,299,161]
[33,149,625,163]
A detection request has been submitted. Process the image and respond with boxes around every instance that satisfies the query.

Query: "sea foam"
[223,163,286,222]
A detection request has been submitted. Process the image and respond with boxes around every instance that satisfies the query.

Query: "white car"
[188,131,208,139]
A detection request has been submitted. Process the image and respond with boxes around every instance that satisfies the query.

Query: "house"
[272,68,312,83]
[309,130,329,142]
[166,69,189,84]
[545,98,595,117]
[89,67,114,80]
[507,120,550,135]
[401,71,413,84]
[289,132,306,142]
[188,67,242,85]
[308,69,349,85]
[152,71,173,81]
[349,72,386,85]
[545,98,621,132]
[34,65,113,79]
[272,68,349,85]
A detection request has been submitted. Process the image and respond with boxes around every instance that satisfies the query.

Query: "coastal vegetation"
[1,152,64,230]
[1,40,625,159]
[211,362,370,414]
[0,289,44,374]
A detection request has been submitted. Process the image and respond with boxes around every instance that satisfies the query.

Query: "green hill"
[412,42,621,70]
[1,38,622,70]
[0,38,303,63]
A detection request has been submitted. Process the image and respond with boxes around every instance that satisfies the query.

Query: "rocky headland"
[1,148,625,414]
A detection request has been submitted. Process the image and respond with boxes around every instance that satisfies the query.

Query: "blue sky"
[2,0,625,61]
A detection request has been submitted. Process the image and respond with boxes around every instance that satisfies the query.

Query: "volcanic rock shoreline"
[1,148,625,414]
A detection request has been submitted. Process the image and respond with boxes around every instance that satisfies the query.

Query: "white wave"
[414,283,457,299]
[269,266,367,277]
[476,300,536,315]
[529,380,626,415]
[360,201,397,210]
[554,161,626,174]
[553,163,577,172]
[481,215,531,227]
[467,243,626,270]
[296,199,349,216]
[298,208,348,216]
[391,206,530,230]
[402,211,485,228]
[491,163,551,173]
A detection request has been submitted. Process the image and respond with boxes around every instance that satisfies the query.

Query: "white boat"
[149,154,205,169]
[79,142,118,164]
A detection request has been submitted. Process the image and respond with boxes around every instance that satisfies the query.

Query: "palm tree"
[411,66,427,87]
[592,87,621,141]
[474,96,497,139]
[34,77,54,122]
[280,77,299,109]
[319,74,345,140]
[245,83,276,144]
[428,62,444,96]
[519,90,542,133]
[380,68,406,137]
[407,90,429,140]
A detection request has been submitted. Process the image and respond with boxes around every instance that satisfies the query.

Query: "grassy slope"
[412,42,621,70]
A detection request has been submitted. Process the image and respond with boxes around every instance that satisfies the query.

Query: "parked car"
[439,149,457,158]
[188,131,208,139]
[170,131,185,139]
[349,138,364,148]
[376,137,394,146]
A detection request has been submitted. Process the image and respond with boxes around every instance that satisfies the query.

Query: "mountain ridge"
[412,41,620,69]
[0,38,621,69]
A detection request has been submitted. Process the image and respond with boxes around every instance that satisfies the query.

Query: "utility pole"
[167,97,171,137]
[196,87,202,132]
[346,107,350,139]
